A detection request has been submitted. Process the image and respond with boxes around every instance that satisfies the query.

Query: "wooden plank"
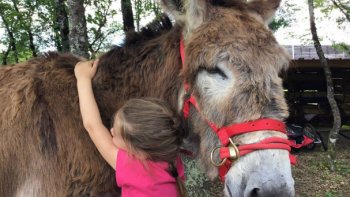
[287,92,350,103]
[285,84,349,92]
[285,73,324,81]
[287,69,350,78]
[287,82,326,91]
[302,104,329,114]
[286,91,327,98]
[333,79,350,86]
[284,79,349,90]
[331,70,350,78]
[290,59,350,68]
[341,103,350,112]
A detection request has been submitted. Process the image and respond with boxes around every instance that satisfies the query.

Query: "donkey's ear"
[160,0,185,22]
[247,0,281,25]
[184,0,208,34]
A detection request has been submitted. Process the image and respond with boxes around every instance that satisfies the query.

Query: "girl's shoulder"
[117,149,168,170]
[117,149,184,180]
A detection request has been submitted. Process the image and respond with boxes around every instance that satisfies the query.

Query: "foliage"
[315,0,350,22]
[2,0,347,65]
[85,0,121,58]
[0,0,125,64]
[332,43,350,56]
[0,0,31,64]
[133,0,161,31]
[0,0,164,64]
[269,1,299,32]
[0,0,63,65]
[314,0,350,54]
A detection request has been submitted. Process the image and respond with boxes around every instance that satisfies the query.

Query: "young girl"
[74,60,188,197]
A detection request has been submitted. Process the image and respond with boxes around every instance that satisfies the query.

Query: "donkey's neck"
[93,25,184,125]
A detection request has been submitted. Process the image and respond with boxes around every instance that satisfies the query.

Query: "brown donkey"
[0,0,294,196]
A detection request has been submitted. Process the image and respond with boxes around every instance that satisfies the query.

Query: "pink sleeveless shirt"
[116,149,185,197]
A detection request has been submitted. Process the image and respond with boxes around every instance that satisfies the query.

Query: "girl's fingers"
[92,59,99,71]
[93,59,99,68]
[91,59,99,75]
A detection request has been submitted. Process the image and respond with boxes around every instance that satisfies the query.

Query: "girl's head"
[112,98,187,163]
[112,98,188,197]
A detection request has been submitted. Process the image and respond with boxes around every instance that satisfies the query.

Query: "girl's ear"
[110,128,115,136]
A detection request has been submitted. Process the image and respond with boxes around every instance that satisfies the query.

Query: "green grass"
[341,125,350,129]
[324,191,346,197]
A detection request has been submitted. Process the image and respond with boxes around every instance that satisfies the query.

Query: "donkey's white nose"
[224,149,295,197]
[244,178,295,197]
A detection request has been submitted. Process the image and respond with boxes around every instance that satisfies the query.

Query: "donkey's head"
[162,0,294,196]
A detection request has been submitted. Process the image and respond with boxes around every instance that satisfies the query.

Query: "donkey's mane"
[25,14,175,78]
[95,13,181,89]
[212,0,248,9]
[121,0,248,47]
[123,14,174,46]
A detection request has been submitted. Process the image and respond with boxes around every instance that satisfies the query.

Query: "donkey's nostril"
[245,184,294,197]
[250,188,260,197]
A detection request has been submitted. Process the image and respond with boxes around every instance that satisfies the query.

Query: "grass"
[341,125,350,129]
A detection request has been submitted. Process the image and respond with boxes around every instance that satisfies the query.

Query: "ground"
[293,129,350,197]
[184,129,350,197]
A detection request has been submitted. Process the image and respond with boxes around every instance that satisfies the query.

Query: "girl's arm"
[75,60,117,170]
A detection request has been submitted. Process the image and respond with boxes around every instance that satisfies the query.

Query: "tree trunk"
[55,0,70,52]
[135,0,141,31]
[0,15,18,63]
[121,0,135,32]
[1,43,11,65]
[28,31,37,57]
[308,0,342,172]
[66,0,89,58]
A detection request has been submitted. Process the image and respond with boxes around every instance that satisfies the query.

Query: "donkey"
[0,0,294,196]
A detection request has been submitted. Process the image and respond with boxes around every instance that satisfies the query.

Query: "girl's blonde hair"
[113,98,188,197]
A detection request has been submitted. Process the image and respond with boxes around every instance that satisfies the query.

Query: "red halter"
[180,38,296,181]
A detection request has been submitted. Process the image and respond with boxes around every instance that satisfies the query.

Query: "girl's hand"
[74,59,99,80]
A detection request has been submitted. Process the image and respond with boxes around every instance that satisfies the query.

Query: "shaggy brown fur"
[0,15,183,196]
[182,1,290,177]
[185,4,289,178]
[0,0,290,196]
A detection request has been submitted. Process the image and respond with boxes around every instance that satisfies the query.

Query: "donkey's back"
[0,53,118,196]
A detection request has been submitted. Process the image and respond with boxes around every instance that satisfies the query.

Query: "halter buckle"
[210,138,240,167]
[228,138,240,160]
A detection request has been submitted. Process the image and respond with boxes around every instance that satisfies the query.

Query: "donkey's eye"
[206,67,227,79]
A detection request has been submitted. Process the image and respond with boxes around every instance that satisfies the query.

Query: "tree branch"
[331,0,350,22]
[88,0,112,56]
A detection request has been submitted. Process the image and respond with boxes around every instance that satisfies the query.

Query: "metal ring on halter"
[228,138,240,160]
[210,146,227,167]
